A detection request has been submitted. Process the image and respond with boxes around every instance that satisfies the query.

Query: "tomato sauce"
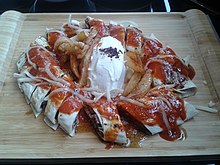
[147,60,167,84]
[105,143,114,150]
[62,23,78,38]
[162,56,189,79]
[49,86,71,106]
[144,38,163,55]
[146,55,191,87]
[24,47,61,90]
[141,38,176,65]
[88,97,119,120]
[159,127,186,141]
[126,27,142,49]
[164,47,176,55]
[156,87,186,120]
[47,30,64,49]
[117,87,187,142]
[89,19,109,37]
[28,47,59,68]
[58,95,83,114]
[109,24,125,46]
[141,43,154,65]
[187,64,196,79]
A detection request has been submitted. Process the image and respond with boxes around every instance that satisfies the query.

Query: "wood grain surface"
[0,10,219,160]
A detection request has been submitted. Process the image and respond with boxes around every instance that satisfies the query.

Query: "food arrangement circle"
[14,16,198,147]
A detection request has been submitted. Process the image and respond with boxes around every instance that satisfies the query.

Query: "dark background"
[0,0,219,164]
[0,0,219,37]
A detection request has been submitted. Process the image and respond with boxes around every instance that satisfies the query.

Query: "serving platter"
[0,9,219,161]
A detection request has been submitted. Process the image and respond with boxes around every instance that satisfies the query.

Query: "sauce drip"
[117,87,187,142]
[77,111,148,149]
[122,119,148,148]
[159,127,187,141]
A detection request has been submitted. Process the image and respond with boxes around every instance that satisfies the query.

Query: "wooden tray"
[0,10,220,162]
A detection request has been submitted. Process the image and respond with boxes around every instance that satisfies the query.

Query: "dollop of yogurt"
[88,36,126,101]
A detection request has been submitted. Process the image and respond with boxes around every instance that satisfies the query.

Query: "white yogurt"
[88,36,126,101]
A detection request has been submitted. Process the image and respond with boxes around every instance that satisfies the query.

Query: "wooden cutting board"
[0,9,220,161]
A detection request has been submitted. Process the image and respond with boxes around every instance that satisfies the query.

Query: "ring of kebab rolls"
[14,16,198,146]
